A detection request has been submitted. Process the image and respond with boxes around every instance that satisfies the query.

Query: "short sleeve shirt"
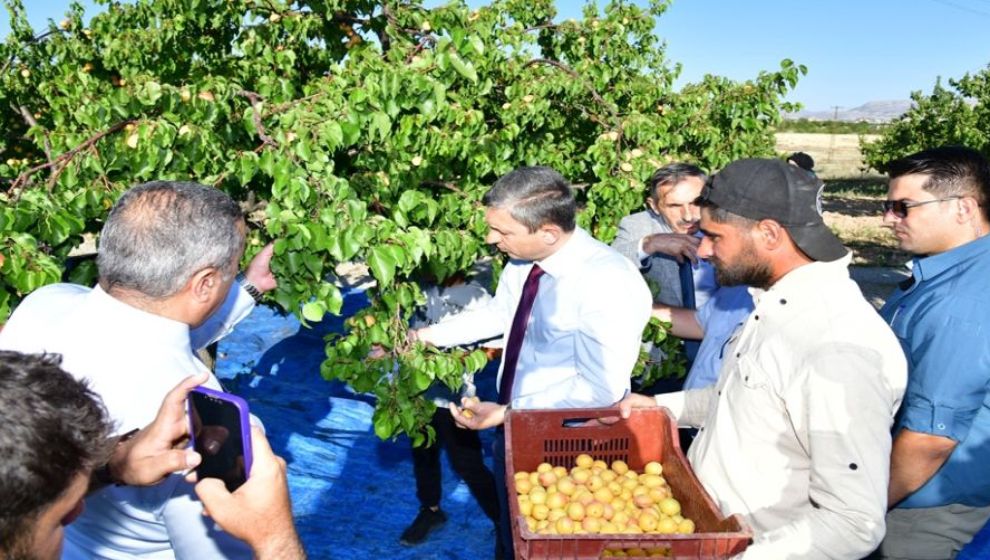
[880,234,990,508]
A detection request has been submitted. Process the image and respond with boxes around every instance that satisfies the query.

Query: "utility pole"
[828,105,841,163]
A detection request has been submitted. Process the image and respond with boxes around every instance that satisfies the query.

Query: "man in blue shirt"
[878,146,990,559]
[650,284,754,390]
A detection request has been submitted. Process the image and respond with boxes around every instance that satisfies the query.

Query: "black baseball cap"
[699,158,847,262]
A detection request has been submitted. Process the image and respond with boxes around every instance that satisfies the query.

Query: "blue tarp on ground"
[215,288,499,560]
[214,287,990,559]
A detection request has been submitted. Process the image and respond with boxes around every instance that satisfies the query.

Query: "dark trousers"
[492,428,514,559]
[412,408,500,524]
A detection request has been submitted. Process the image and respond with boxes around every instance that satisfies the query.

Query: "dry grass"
[773,133,908,268]
[820,182,911,268]
[775,132,880,179]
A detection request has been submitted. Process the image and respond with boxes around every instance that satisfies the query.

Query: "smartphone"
[188,387,253,492]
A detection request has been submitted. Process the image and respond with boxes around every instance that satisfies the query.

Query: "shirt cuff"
[899,401,975,442]
[654,391,686,420]
[637,237,650,265]
[655,387,715,428]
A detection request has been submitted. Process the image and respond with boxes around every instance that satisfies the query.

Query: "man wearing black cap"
[621,158,907,559]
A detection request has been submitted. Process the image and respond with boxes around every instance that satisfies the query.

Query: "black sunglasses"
[881,196,961,219]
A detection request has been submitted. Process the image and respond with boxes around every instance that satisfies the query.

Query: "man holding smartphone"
[0,350,304,560]
[0,181,275,559]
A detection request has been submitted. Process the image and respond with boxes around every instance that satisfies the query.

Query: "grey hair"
[482,166,576,232]
[97,181,244,298]
[647,163,708,202]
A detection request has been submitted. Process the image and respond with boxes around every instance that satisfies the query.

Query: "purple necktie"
[498,264,545,404]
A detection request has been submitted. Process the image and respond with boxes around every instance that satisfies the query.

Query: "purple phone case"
[188,386,253,484]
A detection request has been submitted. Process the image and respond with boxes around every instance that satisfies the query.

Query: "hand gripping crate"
[504,407,751,559]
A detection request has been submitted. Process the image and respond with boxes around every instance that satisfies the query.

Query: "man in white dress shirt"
[621,159,907,559]
[0,181,276,559]
[411,166,652,557]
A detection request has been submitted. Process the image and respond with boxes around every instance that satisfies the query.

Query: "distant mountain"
[784,100,915,123]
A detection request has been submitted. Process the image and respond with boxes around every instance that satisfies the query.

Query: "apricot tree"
[0,0,802,442]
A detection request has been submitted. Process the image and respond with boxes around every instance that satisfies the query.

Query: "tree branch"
[237,90,277,148]
[406,36,436,63]
[12,103,53,163]
[523,58,617,118]
[420,180,464,195]
[524,23,559,32]
[9,119,135,197]
[1,26,69,76]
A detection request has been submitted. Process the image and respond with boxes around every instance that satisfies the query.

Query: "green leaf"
[448,53,478,84]
[324,283,343,315]
[468,35,485,56]
[413,368,433,392]
[367,245,397,287]
[138,80,162,105]
[397,190,423,213]
[301,301,326,322]
[373,410,397,440]
[370,112,391,142]
[321,121,344,149]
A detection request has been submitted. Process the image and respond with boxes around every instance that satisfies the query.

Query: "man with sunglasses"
[876,146,990,560]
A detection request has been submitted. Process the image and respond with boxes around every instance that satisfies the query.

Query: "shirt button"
[779,298,787,305]
[849,463,858,470]
[937,423,946,430]
[754,315,760,320]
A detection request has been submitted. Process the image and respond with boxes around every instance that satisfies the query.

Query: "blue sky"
[4,0,990,111]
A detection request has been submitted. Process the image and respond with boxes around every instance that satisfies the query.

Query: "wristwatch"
[236,273,264,303]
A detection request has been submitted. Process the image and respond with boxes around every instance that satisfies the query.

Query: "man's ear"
[188,267,223,303]
[755,219,787,251]
[957,196,982,224]
[539,224,564,246]
[645,197,661,214]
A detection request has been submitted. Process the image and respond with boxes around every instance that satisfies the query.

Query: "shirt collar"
[537,227,590,278]
[89,284,193,351]
[749,252,853,308]
[912,233,990,283]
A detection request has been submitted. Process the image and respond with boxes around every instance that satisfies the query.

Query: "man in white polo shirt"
[0,181,276,559]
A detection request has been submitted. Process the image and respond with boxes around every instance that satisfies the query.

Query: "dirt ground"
[776,132,880,179]
[822,196,908,267]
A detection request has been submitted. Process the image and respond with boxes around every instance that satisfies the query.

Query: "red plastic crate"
[504,407,751,559]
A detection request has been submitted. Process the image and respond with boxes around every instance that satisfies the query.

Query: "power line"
[927,0,990,19]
